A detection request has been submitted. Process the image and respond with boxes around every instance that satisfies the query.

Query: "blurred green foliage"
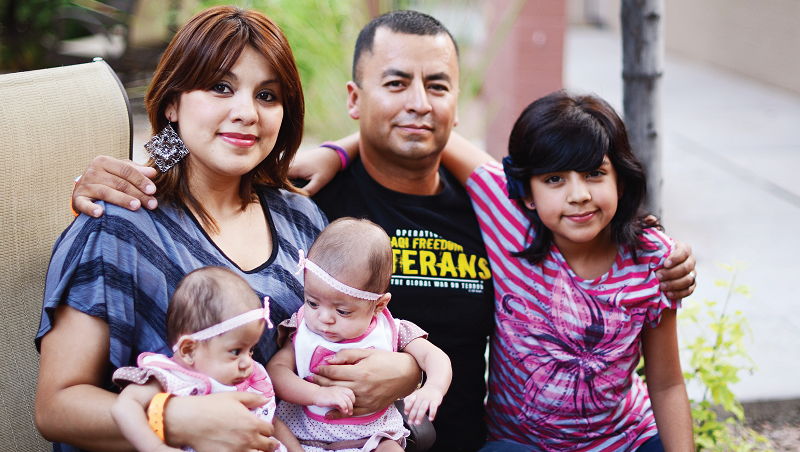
[680,263,772,451]
[2,0,490,144]
[199,0,365,142]
[0,0,71,71]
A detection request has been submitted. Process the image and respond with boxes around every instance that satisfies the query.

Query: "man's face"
[348,28,459,167]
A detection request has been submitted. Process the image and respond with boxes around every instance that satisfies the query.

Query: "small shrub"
[679,262,772,451]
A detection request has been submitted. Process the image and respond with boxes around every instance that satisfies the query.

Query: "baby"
[267,218,452,452]
[110,266,299,452]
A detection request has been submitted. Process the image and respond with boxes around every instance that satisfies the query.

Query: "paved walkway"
[565,26,800,402]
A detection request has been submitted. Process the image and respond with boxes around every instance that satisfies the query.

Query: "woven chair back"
[0,59,131,451]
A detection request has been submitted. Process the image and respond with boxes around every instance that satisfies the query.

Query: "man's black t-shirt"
[313,159,494,452]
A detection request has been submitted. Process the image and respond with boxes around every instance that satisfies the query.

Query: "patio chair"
[0,58,131,451]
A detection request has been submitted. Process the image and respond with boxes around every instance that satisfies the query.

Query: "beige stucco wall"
[567,0,800,95]
[664,0,800,95]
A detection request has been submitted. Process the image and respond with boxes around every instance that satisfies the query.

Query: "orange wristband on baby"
[147,392,173,441]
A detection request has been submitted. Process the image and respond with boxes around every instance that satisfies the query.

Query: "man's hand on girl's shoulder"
[657,241,696,300]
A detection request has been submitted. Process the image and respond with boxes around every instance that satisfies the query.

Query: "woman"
[35,7,415,452]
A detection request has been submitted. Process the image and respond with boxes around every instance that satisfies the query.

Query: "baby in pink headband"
[110,266,299,452]
[268,218,453,452]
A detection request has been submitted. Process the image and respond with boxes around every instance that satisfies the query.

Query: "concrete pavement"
[565,26,800,402]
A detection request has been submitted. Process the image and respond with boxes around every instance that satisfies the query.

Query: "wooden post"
[621,0,664,216]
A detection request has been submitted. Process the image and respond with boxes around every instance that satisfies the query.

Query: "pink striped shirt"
[466,162,678,451]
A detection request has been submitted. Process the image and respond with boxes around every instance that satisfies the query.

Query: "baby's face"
[303,271,377,342]
[191,320,264,386]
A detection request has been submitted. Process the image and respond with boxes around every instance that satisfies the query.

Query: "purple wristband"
[321,141,350,171]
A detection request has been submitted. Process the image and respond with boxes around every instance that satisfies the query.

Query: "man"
[73,11,696,452]
[310,12,495,451]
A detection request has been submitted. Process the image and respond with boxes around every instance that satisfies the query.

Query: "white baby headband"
[172,296,274,352]
[296,249,384,301]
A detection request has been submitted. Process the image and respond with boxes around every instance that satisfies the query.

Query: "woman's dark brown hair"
[144,6,304,231]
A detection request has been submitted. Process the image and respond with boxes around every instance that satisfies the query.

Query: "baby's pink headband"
[296,249,384,301]
[172,296,273,352]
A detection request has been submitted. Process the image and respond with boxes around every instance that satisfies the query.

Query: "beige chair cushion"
[0,59,131,451]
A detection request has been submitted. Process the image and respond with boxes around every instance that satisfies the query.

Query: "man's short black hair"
[352,10,459,84]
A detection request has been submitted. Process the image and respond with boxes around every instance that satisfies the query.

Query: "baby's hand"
[314,386,355,416]
[403,387,444,425]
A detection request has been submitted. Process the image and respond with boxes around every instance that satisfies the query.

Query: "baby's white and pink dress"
[276,306,427,452]
[113,353,286,452]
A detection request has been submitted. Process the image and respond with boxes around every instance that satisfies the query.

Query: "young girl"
[110,266,301,452]
[440,91,694,452]
[267,218,453,452]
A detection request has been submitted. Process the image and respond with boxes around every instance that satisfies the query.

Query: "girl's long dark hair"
[506,90,651,264]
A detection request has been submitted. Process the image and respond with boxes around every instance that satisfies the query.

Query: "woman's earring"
[145,122,189,172]
[529,203,536,209]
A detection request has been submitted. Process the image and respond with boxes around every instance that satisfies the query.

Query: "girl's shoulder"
[630,227,676,268]
[640,227,675,252]
[464,161,532,249]
[468,160,506,185]
[465,161,515,208]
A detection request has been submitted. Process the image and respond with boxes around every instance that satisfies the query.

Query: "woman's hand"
[73,156,158,217]
[164,392,280,452]
[311,349,421,418]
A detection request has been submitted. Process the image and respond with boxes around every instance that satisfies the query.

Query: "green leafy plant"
[0,0,72,71]
[679,263,772,451]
